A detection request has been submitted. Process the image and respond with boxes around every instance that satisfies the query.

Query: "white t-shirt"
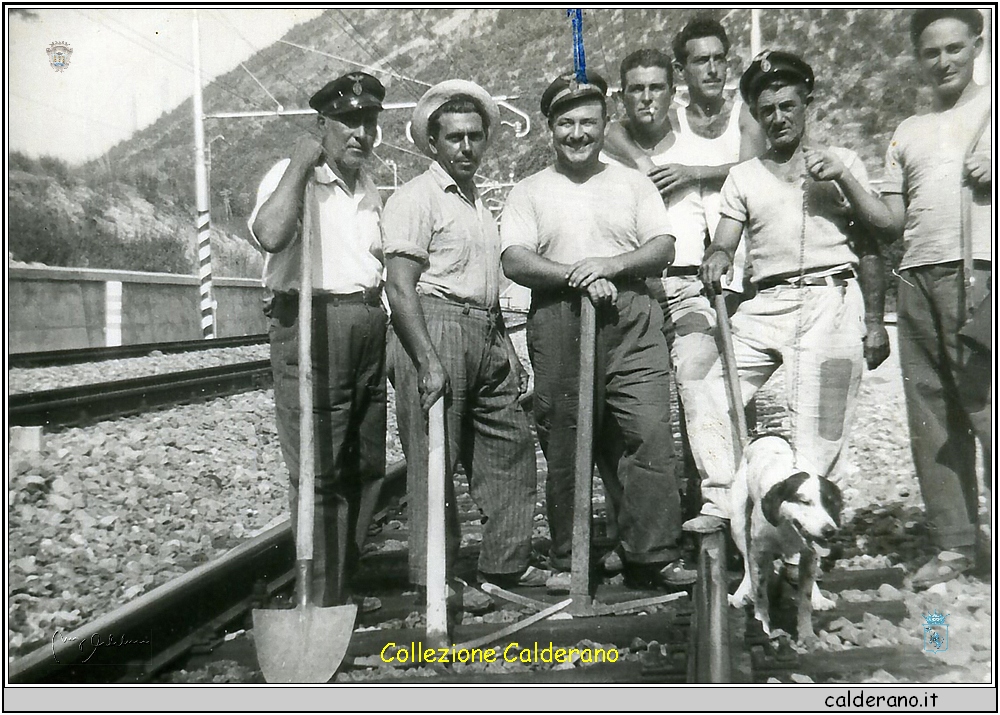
[500,162,673,265]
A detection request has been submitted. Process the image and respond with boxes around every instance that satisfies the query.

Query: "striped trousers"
[390,298,537,584]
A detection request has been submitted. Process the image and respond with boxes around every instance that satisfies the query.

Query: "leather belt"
[666,265,700,277]
[756,268,855,292]
[273,288,382,307]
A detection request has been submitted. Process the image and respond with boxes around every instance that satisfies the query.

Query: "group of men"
[248,8,992,611]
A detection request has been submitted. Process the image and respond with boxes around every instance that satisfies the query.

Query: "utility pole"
[750,9,762,58]
[192,9,215,339]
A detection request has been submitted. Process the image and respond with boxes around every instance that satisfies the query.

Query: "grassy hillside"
[9,8,930,277]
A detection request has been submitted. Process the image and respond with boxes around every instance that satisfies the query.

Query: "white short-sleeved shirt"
[882,88,992,270]
[248,159,384,293]
[719,148,868,283]
[500,162,673,264]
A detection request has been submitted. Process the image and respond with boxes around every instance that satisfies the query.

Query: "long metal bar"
[191,10,215,339]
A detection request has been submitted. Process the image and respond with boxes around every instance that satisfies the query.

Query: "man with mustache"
[501,71,696,592]
[383,80,547,611]
[697,52,892,525]
[249,72,388,608]
[881,9,992,588]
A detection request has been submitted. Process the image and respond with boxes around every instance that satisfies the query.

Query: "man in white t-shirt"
[881,9,992,588]
[501,71,696,591]
[696,52,892,531]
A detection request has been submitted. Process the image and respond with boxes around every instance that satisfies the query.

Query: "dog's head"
[761,471,843,553]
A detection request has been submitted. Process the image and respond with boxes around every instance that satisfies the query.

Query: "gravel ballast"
[7,328,992,683]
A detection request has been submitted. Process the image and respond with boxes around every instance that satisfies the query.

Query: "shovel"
[254,179,357,683]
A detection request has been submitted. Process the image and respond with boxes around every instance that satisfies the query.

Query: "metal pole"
[192,10,215,339]
[750,9,762,58]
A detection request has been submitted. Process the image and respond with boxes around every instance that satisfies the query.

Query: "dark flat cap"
[739,51,815,104]
[540,71,609,118]
[309,72,385,116]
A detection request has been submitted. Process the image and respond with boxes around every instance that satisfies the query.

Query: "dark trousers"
[390,298,537,585]
[269,298,387,606]
[898,262,992,550]
[527,287,682,571]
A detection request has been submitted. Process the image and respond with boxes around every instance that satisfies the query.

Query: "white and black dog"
[728,435,843,640]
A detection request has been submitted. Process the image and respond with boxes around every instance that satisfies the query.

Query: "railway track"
[9,334,269,369]
[9,466,943,686]
[8,360,273,429]
[9,316,526,430]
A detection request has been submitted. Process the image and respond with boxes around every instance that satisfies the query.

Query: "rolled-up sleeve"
[381,185,432,265]
[718,171,748,223]
[247,159,290,245]
[499,183,540,255]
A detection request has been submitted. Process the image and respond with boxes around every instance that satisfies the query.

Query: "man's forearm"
[612,235,675,279]
[837,173,894,233]
[857,252,886,325]
[501,246,573,290]
[253,164,312,253]
[385,281,437,370]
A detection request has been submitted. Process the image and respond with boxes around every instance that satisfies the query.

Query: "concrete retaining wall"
[8,266,267,353]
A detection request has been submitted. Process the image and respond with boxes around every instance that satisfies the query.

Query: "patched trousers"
[686,280,866,516]
[391,298,537,585]
[528,287,682,571]
[269,296,387,607]
[898,262,992,550]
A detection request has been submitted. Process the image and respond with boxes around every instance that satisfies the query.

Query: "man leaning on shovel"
[384,80,550,614]
[249,72,388,610]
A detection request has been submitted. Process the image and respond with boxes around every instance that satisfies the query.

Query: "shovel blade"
[253,603,357,683]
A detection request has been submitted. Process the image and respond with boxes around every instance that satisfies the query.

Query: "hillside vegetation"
[9,8,930,277]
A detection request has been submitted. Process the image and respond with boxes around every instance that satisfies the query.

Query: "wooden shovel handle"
[571,297,597,605]
[296,181,316,567]
[711,282,748,460]
[425,396,448,648]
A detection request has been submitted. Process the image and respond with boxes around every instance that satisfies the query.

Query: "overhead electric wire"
[79,9,268,110]
[331,9,425,101]
[589,9,615,83]
[278,39,431,89]
[11,92,133,133]
[209,9,309,96]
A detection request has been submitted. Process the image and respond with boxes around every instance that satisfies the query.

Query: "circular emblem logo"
[352,80,363,96]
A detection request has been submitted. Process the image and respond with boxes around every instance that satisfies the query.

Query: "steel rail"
[9,360,273,428]
[9,334,269,369]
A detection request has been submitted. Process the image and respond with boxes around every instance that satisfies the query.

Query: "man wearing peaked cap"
[248,71,387,609]
[309,71,386,115]
[690,50,893,534]
[383,79,549,606]
[738,49,814,106]
[501,70,698,592]
[539,71,609,117]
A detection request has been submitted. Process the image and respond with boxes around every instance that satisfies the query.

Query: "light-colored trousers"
[680,280,866,517]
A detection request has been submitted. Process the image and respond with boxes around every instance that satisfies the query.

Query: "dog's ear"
[819,477,844,525]
[761,472,808,527]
